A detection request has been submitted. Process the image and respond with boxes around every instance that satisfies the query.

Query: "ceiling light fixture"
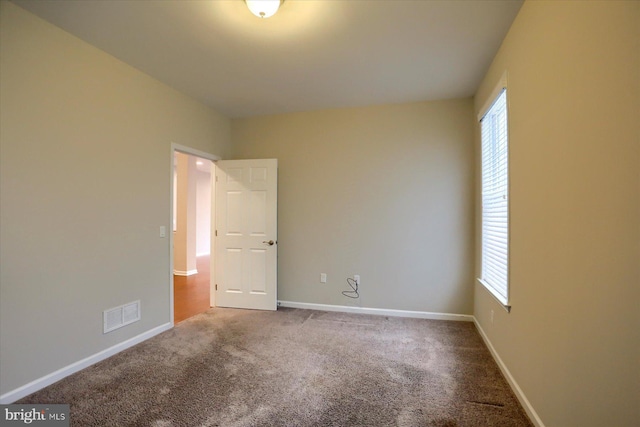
[245,0,283,19]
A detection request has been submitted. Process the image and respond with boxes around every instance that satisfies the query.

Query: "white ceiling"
[13,0,523,118]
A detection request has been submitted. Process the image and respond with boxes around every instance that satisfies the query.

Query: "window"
[479,84,510,308]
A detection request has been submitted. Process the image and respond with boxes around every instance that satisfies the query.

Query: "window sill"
[477,278,511,313]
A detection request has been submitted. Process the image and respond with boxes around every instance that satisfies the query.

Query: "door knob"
[263,240,275,246]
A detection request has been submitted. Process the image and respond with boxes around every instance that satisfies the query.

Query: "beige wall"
[232,99,475,314]
[474,1,639,426]
[0,1,230,396]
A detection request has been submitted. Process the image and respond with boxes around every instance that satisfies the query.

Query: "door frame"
[169,143,220,326]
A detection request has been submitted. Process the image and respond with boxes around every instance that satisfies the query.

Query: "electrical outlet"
[320,273,327,283]
[490,310,494,324]
[354,275,360,286]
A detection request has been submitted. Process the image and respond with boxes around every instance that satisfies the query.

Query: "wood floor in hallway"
[174,254,211,323]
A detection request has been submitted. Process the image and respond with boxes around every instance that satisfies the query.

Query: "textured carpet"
[20,308,533,426]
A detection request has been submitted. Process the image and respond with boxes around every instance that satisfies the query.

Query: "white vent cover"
[103,300,141,333]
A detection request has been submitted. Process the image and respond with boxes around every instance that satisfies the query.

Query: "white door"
[215,159,277,310]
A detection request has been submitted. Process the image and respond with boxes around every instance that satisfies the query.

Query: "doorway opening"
[170,144,219,325]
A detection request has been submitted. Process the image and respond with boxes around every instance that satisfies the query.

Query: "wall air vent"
[103,300,141,334]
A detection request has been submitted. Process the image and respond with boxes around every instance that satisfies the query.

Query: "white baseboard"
[473,319,545,427]
[277,300,474,322]
[173,269,198,276]
[0,322,172,404]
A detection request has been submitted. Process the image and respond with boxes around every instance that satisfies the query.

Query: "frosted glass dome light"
[245,0,283,19]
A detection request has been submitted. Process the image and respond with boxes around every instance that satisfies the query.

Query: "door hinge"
[215,284,218,291]
[215,175,219,182]
[215,230,218,236]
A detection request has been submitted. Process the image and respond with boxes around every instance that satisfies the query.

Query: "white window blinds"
[480,89,509,306]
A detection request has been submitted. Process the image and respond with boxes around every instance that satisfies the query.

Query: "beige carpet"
[20,308,533,426]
